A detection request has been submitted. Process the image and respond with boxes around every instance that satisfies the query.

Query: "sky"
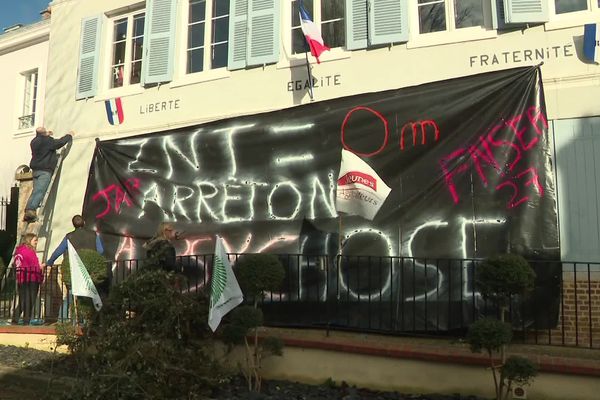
[0,0,51,32]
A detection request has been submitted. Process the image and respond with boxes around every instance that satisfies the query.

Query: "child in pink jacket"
[11,233,44,325]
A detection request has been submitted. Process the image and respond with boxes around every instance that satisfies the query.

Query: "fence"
[1,255,598,348]
[0,266,70,323]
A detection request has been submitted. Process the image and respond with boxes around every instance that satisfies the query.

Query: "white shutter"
[142,0,177,85]
[504,0,548,24]
[246,0,280,66]
[228,0,249,70]
[345,0,368,50]
[76,16,102,100]
[368,0,408,45]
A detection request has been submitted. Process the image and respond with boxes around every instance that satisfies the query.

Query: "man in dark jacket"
[24,127,73,222]
[46,215,104,266]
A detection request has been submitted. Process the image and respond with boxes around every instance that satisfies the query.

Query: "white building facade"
[0,20,50,198]
[41,0,600,262]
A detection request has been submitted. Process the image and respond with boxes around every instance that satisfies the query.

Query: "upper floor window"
[110,12,145,88]
[291,0,345,55]
[19,69,38,130]
[187,0,230,74]
[418,0,484,33]
[554,0,587,14]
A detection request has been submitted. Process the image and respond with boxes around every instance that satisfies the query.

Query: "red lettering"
[440,148,469,204]
[467,135,501,187]
[92,178,140,219]
[400,120,440,150]
[507,114,539,150]
[341,106,389,157]
[526,106,548,135]
[487,123,522,172]
[495,167,543,209]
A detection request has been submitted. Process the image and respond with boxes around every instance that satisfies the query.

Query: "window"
[187,0,230,74]
[110,12,145,88]
[291,0,345,55]
[418,0,484,34]
[554,0,587,14]
[19,70,38,130]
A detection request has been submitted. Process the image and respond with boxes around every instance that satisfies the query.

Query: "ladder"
[0,149,67,294]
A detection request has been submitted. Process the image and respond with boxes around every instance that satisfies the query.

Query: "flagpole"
[73,295,80,329]
[299,0,314,101]
[304,49,314,101]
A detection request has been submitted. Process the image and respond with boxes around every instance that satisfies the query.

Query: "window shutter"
[228,0,249,70]
[503,0,548,24]
[142,0,177,85]
[76,16,102,100]
[246,0,280,66]
[491,0,506,30]
[368,0,408,45]
[345,0,368,50]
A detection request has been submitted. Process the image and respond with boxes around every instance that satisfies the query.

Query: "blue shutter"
[246,0,280,66]
[76,16,102,100]
[345,0,367,50]
[553,118,600,262]
[228,0,249,70]
[142,0,177,85]
[368,0,408,45]
[504,0,548,24]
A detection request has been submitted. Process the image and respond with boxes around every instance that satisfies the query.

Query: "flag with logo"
[67,240,103,311]
[584,23,600,63]
[105,97,124,125]
[336,149,391,220]
[299,0,329,63]
[208,237,244,332]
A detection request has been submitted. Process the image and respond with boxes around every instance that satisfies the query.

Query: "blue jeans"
[26,170,52,210]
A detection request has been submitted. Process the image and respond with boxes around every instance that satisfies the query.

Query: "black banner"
[83,66,559,330]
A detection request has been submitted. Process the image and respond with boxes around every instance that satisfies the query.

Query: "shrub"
[467,318,512,356]
[477,254,535,306]
[60,249,108,288]
[501,355,538,388]
[58,269,226,400]
[236,253,286,306]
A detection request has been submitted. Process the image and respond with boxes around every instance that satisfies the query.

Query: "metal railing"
[2,255,598,348]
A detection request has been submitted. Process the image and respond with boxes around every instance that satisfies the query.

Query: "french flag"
[299,1,329,63]
[584,23,600,63]
[105,97,124,126]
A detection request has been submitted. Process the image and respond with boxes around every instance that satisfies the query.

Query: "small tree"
[222,254,285,392]
[468,254,538,400]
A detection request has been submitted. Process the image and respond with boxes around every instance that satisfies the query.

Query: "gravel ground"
[0,345,488,400]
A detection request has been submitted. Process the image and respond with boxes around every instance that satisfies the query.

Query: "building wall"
[42,0,600,258]
[0,21,49,198]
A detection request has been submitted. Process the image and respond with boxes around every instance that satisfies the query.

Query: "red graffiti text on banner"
[92,178,140,219]
[440,106,546,208]
[400,120,440,150]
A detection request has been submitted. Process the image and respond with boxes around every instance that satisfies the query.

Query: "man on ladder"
[23,127,74,223]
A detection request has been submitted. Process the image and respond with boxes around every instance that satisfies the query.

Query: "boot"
[23,209,37,222]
